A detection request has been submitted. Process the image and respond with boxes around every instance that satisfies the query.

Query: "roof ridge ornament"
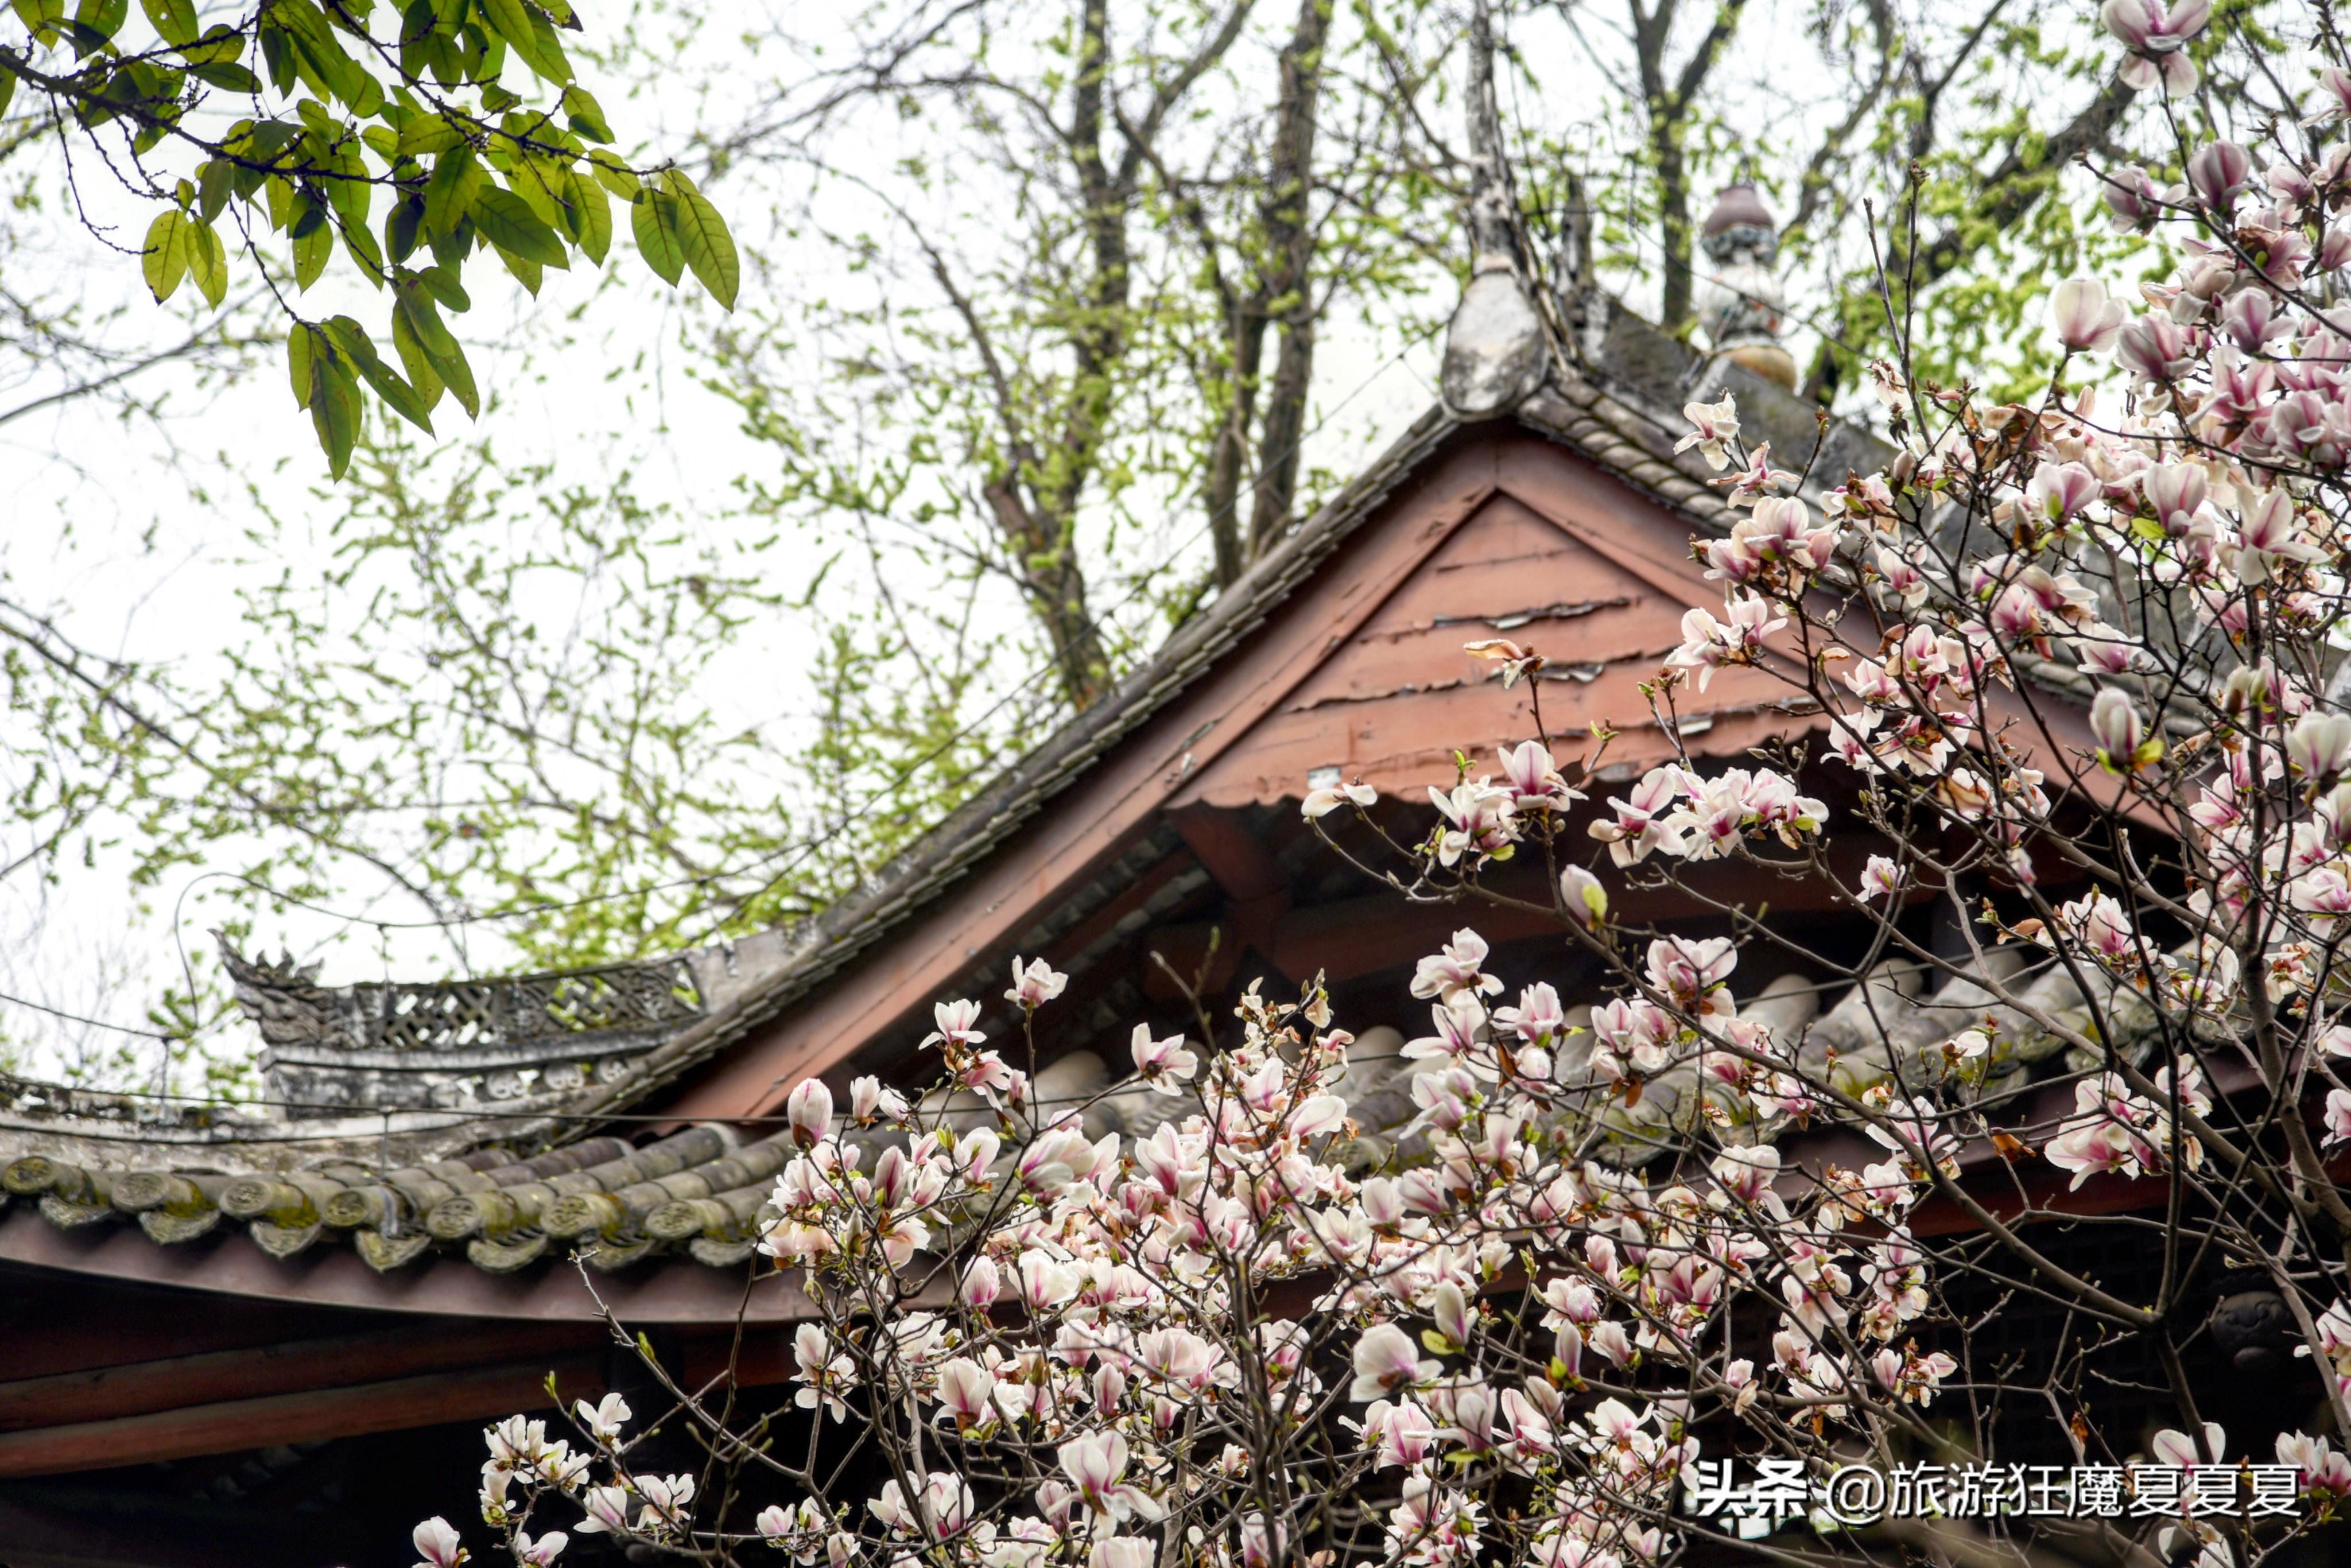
[1697,183,1798,392]
[1438,0,1547,420]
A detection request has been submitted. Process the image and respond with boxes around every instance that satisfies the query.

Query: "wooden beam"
[0,1319,603,1433]
[0,1354,606,1477]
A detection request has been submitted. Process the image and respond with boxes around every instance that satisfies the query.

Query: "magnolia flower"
[1091,1540,1155,1568]
[922,998,987,1050]
[1130,1023,1200,1089]
[1005,956,1068,1010]
[2101,0,2211,95]
[1410,928,1503,1006]
[576,1488,633,1536]
[2290,713,2351,779]
[574,1392,630,1445]
[1302,778,1378,818]
[786,1078,834,1148]
[2151,1422,2227,1469]
[2049,278,2126,352]
[1057,1431,1164,1523]
[1349,1322,1441,1401]
[515,1534,567,1568]
[1674,394,1740,469]
[935,1356,996,1430]
[413,1518,467,1568]
[1857,854,1904,900]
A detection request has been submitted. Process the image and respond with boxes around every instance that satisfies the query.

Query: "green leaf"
[471,185,567,267]
[661,169,737,311]
[137,0,195,46]
[188,59,260,92]
[480,0,568,83]
[286,320,319,406]
[561,84,611,142]
[630,187,683,286]
[293,219,332,289]
[140,209,189,302]
[389,302,445,414]
[69,0,125,56]
[324,315,433,434]
[0,61,15,122]
[385,195,424,263]
[587,148,639,199]
[196,157,232,222]
[397,114,464,160]
[10,0,65,44]
[308,352,360,478]
[499,247,543,296]
[186,218,227,305]
[340,214,386,284]
[562,165,610,265]
[422,143,481,240]
[180,22,239,65]
[416,264,469,312]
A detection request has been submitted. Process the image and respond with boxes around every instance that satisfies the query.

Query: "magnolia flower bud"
[787,1078,834,1148]
[2187,140,2253,210]
[2090,688,2159,774]
[1559,864,1608,925]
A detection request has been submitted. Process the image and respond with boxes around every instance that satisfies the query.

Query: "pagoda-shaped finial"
[1698,184,1796,391]
[1438,0,1546,419]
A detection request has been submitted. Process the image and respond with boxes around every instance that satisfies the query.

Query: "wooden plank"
[0,1319,603,1433]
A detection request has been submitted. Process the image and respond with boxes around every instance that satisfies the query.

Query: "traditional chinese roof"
[0,289,1971,1290]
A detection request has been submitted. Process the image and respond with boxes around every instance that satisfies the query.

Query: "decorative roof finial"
[1438,0,1546,419]
[1697,184,1796,392]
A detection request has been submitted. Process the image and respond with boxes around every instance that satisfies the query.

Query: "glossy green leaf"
[561,85,611,143]
[397,114,464,160]
[308,352,360,478]
[293,220,332,289]
[286,321,319,407]
[9,0,65,42]
[325,315,433,434]
[187,218,227,305]
[69,0,125,56]
[195,157,232,222]
[187,58,260,91]
[471,185,568,267]
[422,143,481,240]
[564,165,611,265]
[415,264,470,312]
[140,210,189,302]
[587,149,639,199]
[500,247,544,296]
[389,303,445,415]
[662,169,737,311]
[630,187,683,286]
[137,0,196,46]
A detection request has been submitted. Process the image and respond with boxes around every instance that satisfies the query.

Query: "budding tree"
[399,16,2351,1568]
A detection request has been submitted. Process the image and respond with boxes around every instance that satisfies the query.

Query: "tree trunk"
[1242,0,1333,564]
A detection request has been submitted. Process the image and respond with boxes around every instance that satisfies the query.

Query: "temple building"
[0,191,2218,1566]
